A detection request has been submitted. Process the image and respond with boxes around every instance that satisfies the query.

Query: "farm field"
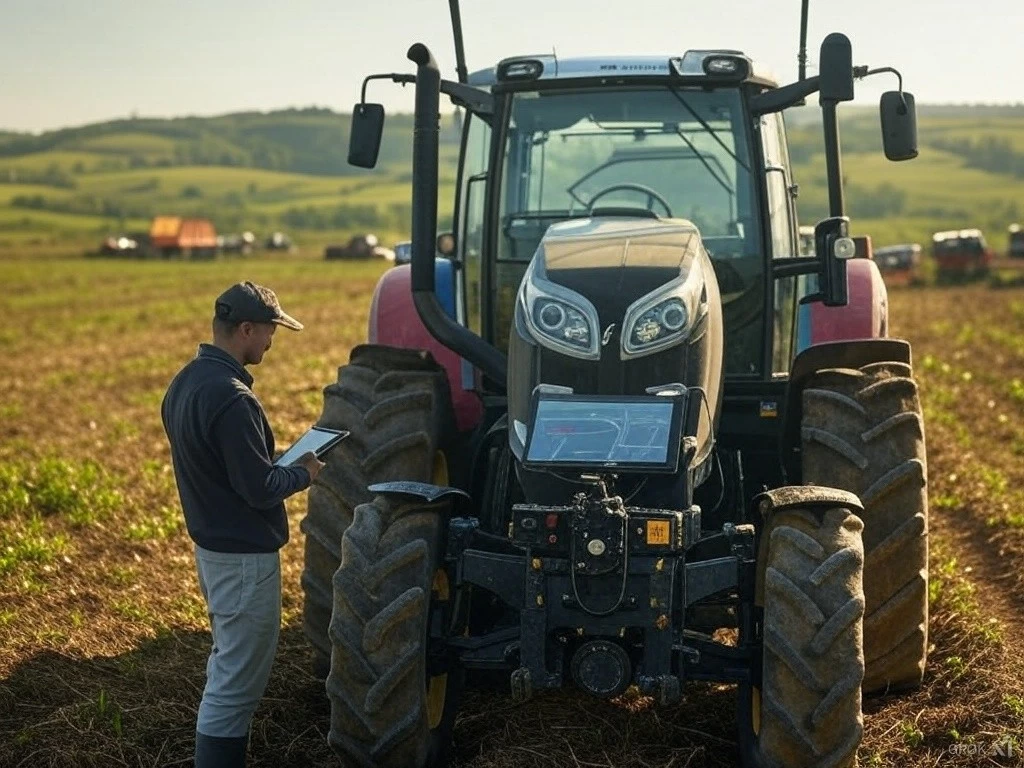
[1,105,1022,258]
[1,257,1023,767]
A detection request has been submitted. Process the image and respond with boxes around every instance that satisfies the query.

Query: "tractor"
[930,228,993,283]
[1010,224,1024,259]
[300,3,929,766]
[874,243,922,287]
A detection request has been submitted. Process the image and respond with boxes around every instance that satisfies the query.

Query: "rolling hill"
[0,104,1022,254]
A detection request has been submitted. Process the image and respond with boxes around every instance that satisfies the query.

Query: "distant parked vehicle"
[265,231,294,251]
[930,228,993,283]
[1009,224,1024,259]
[987,224,1024,288]
[218,232,255,255]
[149,216,218,259]
[324,233,394,260]
[98,235,139,257]
[874,243,922,286]
[393,240,412,264]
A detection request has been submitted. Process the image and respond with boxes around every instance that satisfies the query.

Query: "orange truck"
[148,216,218,258]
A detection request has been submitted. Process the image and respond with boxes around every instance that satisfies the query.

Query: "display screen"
[524,396,681,469]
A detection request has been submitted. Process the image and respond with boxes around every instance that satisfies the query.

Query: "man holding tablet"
[161,281,325,768]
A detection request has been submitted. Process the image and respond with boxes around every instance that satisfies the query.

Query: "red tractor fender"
[367,264,483,433]
[797,258,888,350]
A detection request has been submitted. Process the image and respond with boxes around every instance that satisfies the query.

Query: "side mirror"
[818,33,854,102]
[348,104,385,169]
[880,91,918,161]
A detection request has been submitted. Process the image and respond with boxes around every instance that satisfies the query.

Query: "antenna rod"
[449,0,469,83]
[798,0,809,80]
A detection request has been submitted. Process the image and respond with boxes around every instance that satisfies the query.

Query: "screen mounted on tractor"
[523,393,684,473]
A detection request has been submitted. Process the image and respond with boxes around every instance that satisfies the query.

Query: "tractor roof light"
[670,51,750,81]
[498,59,544,81]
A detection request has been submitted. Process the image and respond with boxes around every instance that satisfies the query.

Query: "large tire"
[327,493,460,768]
[757,505,865,768]
[300,345,452,677]
[801,361,929,693]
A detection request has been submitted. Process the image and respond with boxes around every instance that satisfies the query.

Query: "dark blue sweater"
[161,344,310,553]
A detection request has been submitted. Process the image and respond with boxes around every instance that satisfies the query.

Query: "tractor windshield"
[493,86,762,371]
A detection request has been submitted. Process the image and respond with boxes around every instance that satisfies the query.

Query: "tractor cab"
[459,54,773,379]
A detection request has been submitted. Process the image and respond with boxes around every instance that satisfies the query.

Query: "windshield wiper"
[673,129,734,197]
[667,89,750,173]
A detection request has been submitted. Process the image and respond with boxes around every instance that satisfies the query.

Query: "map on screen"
[524,395,682,471]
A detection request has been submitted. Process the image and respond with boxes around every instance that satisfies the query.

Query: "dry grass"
[0,262,1022,767]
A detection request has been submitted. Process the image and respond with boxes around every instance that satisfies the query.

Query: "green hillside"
[0,104,1022,254]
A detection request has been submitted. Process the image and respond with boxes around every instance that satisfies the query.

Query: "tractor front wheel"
[300,345,452,678]
[327,493,461,768]
[755,503,866,768]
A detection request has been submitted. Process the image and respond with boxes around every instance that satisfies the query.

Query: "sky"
[1,0,1021,133]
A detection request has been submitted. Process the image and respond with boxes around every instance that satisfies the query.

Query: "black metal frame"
[440,498,760,700]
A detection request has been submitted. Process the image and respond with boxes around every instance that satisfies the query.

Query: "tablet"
[274,426,349,467]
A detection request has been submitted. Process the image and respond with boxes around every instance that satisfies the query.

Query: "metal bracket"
[367,481,471,505]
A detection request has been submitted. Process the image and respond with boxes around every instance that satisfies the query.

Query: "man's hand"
[297,451,326,482]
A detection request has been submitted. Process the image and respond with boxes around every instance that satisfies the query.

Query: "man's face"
[239,322,277,365]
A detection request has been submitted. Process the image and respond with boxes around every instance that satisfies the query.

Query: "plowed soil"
[1,260,1021,767]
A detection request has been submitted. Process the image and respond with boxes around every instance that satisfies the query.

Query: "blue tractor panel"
[434,258,458,319]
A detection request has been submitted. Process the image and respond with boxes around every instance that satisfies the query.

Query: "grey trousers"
[194,545,281,738]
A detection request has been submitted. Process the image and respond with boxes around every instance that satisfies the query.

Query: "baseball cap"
[214,281,304,331]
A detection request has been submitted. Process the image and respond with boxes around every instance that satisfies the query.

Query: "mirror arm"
[360,72,416,103]
[440,80,494,116]
[854,65,903,91]
[750,75,821,116]
[358,73,493,118]
[773,257,820,279]
[854,65,908,110]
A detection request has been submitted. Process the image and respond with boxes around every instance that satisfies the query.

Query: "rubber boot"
[195,731,248,768]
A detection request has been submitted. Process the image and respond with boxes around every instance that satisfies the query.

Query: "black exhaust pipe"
[407,43,507,386]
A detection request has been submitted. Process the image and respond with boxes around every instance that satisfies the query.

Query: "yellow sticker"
[646,520,671,546]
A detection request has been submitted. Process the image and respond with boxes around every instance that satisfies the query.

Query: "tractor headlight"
[621,262,706,359]
[518,259,600,359]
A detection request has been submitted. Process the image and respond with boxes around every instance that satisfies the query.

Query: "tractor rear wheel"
[801,362,929,693]
[756,504,865,768]
[327,493,461,768]
[300,345,452,678]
